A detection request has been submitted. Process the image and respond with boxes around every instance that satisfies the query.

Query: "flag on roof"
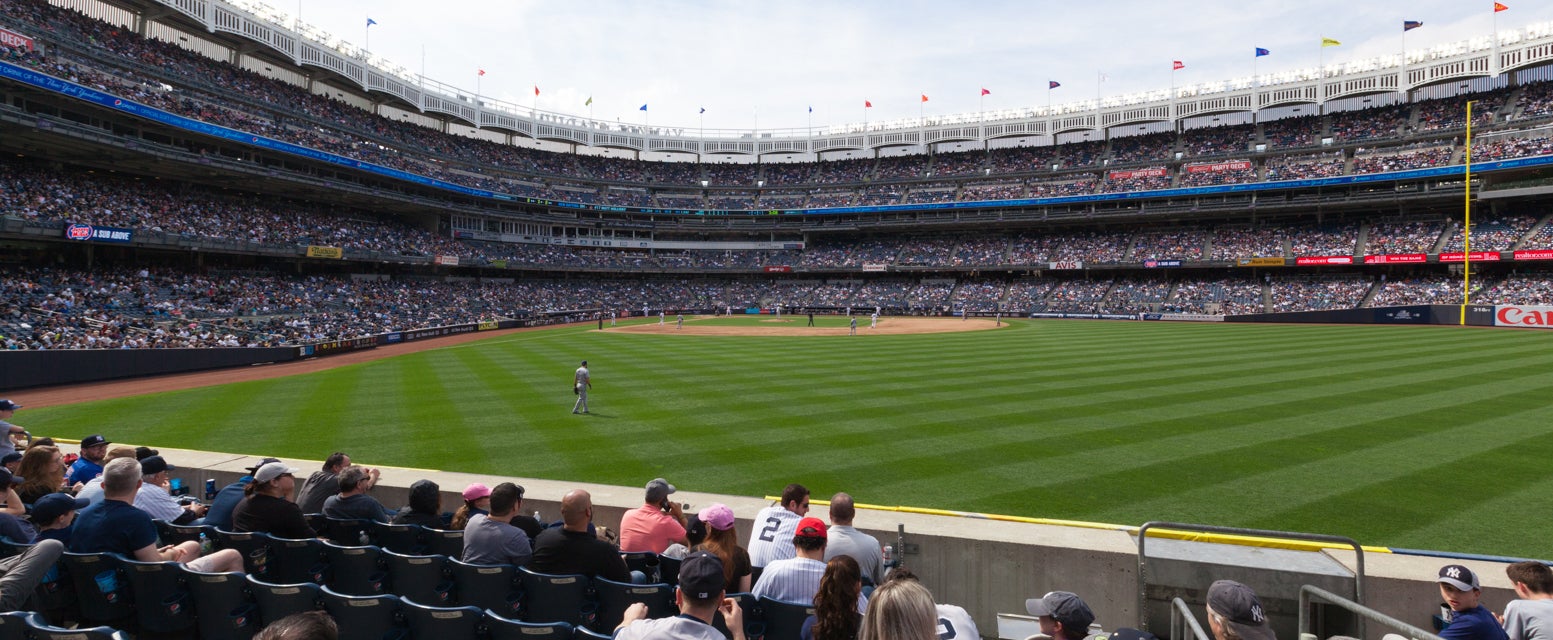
[533,86,540,96]
[477,69,485,76]
[808,105,813,113]
[921,94,929,102]
[585,96,592,106]
[1321,37,1341,47]
[1495,2,1509,12]
[981,88,990,96]
[1172,60,1184,70]
[366,17,377,27]
[639,104,647,111]
[1255,47,1270,57]
[1048,81,1060,89]
[699,107,705,114]
[1404,20,1423,31]
[865,100,872,108]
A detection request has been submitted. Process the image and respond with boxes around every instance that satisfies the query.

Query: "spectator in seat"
[1205,580,1275,640]
[75,446,138,506]
[754,517,864,612]
[15,446,68,505]
[449,482,491,530]
[1436,565,1507,640]
[615,549,746,640]
[748,483,810,568]
[1,452,20,475]
[0,400,26,457]
[390,479,443,529]
[134,455,206,524]
[0,535,62,610]
[859,578,938,640]
[0,468,22,517]
[888,567,979,640]
[528,489,630,581]
[461,482,532,566]
[254,610,338,640]
[823,492,884,586]
[207,457,280,531]
[1502,561,1553,640]
[296,452,354,514]
[232,461,316,539]
[801,555,862,640]
[1027,590,1097,640]
[66,434,109,486]
[695,503,752,592]
[29,492,90,545]
[322,466,392,523]
[71,458,243,572]
[619,477,688,554]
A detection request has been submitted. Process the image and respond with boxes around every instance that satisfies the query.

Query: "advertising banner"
[402,324,477,341]
[477,320,499,331]
[310,336,378,356]
[64,223,133,243]
[1512,250,1553,261]
[1438,251,1501,262]
[1141,313,1224,322]
[0,28,34,53]
[433,255,460,266]
[1494,305,1553,329]
[1295,255,1354,265]
[1143,259,1182,268]
[763,265,793,273]
[1363,253,1427,264]
[1184,160,1252,173]
[306,246,344,259]
[1048,261,1083,270]
[1237,257,1286,267]
[1107,167,1167,180]
[862,263,888,272]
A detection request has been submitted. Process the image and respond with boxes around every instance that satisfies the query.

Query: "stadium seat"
[0,611,35,640]
[422,528,464,558]
[155,520,213,546]
[398,598,483,640]
[482,611,571,640]
[591,576,674,632]
[245,575,321,626]
[119,557,197,634]
[177,566,257,640]
[382,550,451,606]
[212,529,271,575]
[620,551,659,583]
[448,558,519,619]
[320,540,387,596]
[304,513,328,536]
[320,585,406,640]
[517,567,592,627]
[657,554,681,586]
[264,535,325,585]
[369,522,425,555]
[713,592,761,640]
[0,537,30,558]
[759,596,815,640]
[573,627,612,640]
[60,551,133,627]
[323,517,372,546]
[23,615,130,640]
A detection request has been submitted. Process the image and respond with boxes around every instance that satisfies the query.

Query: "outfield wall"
[159,446,1518,640]
[1225,304,1497,326]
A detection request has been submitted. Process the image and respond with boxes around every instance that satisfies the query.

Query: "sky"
[279,0,1553,133]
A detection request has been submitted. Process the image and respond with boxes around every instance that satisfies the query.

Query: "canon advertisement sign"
[1494,305,1553,329]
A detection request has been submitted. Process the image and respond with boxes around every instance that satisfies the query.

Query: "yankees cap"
[1207,580,1274,640]
[1438,565,1479,591]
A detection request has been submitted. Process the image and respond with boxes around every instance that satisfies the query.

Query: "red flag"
[981,88,990,96]
[478,69,486,76]
[865,100,872,108]
[921,94,929,103]
[1173,60,1185,70]
[1494,2,1509,11]
[534,85,540,96]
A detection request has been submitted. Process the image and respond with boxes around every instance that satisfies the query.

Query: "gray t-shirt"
[294,470,338,514]
[616,615,725,640]
[1504,598,1553,640]
[461,514,533,567]
[824,525,885,585]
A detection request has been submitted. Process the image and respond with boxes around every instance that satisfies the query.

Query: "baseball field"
[22,316,1553,559]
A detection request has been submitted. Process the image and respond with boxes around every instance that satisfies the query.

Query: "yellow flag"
[1321,38,1342,47]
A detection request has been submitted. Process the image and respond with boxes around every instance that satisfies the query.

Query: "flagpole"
[363,14,369,54]
[1462,100,1476,325]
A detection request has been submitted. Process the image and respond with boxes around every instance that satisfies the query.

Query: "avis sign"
[1495,305,1553,329]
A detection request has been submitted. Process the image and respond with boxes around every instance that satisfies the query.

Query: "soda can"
[205,479,217,500]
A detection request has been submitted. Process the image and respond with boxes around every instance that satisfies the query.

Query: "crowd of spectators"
[1289,224,1360,256]
[1269,276,1373,312]
[1210,227,1286,260]
[1108,133,1176,165]
[1366,274,1473,306]
[1168,278,1263,315]
[1130,230,1207,261]
[1472,134,1553,162]
[1262,115,1321,149]
[1439,214,1536,252]
[1182,124,1253,157]
[1352,145,1455,174]
[1177,163,1259,188]
[1366,220,1447,254]
[1264,152,1346,181]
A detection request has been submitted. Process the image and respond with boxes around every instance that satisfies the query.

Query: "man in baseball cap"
[1027,591,1097,640]
[232,461,314,539]
[619,477,688,554]
[615,550,746,640]
[205,457,281,530]
[67,435,110,486]
[1206,580,1275,640]
[0,401,26,457]
[753,516,866,613]
[1436,565,1508,640]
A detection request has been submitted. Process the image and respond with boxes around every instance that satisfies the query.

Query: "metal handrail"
[1300,585,1442,640]
[1136,521,1366,633]
[1170,597,1212,640]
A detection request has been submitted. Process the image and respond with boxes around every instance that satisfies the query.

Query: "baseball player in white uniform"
[676,314,684,330]
[659,311,665,325]
[849,317,857,336]
[610,312,616,327]
[572,360,592,414]
[870,312,878,329]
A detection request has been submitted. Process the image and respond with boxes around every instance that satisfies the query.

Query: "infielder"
[870,312,878,329]
[676,314,684,330]
[659,311,665,325]
[849,316,857,336]
[572,360,592,414]
[610,312,616,327]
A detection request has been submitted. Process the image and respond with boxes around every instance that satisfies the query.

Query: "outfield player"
[610,312,616,327]
[572,360,592,414]
[870,312,878,329]
[677,314,684,330]
[748,483,809,568]
[659,311,665,325]
[849,317,857,336]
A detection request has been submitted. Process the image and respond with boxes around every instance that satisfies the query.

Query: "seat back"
[119,557,196,633]
[323,517,371,546]
[591,577,674,632]
[657,554,682,586]
[381,550,451,606]
[759,596,815,640]
[264,536,325,585]
[154,520,212,546]
[0,611,37,640]
[245,575,321,626]
[517,567,593,627]
[320,585,405,640]
[714,592,762,640]
[178,566,257,640]
[27,544,76,618]
[620,552,659,583]
[213,529,272,575]
[23,614,129,640]
[369,521,425,555]
[320,540,387,596]
[304,513,328,536]
[482,611,570,640]
[60,552,133,626]
[448,558,519,619]
[572,626,612,640]
[398,598,483,640]
[421,528,464,558]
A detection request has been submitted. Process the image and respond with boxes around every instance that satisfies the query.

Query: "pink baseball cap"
[698,503,735,531]
[462,483,492,501]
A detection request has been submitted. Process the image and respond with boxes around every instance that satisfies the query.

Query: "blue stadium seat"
[154,520,213,546]
[177,566,257,640]
[319,585,406,640]
[264,535,325,585]
[591,576,674,633]
[516,567,592,627]
[212,529,271,575]
[369,521,425,555]
[620,551,659,583]
[60,551,133,627]
[398,598,482,640]
[323,517,371,546]
[304,513,328,536]
[382,550,451,606]
[119,557,196,634]
[422,528,464,558]
[758,596,815,640]
[448,558,519,619]
[573,626,612,640]
[657,554,681,586]
[320,541,387,596]
[482,611,570,640]
[714,592,762,640]
[0,611,36,640]
[24,614,130,640]
[245,575,321,627]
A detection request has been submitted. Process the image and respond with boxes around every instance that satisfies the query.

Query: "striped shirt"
[746,506,802,567]
[752,557,866,613]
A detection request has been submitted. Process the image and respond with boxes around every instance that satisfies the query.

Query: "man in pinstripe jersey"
[750,517,866,612]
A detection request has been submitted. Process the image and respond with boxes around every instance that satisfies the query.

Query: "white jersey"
[575,366,590,385]
[746,506,803,567]
[936,603,980,640]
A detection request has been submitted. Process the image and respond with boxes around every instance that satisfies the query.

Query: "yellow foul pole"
[1461,101,1474,326]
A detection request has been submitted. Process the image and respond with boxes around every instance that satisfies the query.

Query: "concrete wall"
[159,446,1516,640]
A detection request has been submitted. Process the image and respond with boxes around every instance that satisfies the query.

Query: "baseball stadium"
[2,0,1553,638]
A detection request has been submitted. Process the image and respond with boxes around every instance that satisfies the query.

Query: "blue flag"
[700,107,705,114]
[639,104,648,111]
[1404,20,1423,31]
[808,106,813,113]
[366,17,377,27]
[1255,47,1270,57]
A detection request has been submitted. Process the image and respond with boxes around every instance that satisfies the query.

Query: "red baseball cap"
[795,517,827,539]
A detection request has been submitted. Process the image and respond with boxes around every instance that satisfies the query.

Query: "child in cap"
[1438,564,1509,640]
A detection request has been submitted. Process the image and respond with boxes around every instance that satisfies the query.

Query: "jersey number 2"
[757,516,781,542]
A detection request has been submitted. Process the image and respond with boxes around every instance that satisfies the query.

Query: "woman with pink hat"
[450,482,492,530]
[694,503,751,592]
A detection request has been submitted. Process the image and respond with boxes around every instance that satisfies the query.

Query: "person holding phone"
[618,477,687,554]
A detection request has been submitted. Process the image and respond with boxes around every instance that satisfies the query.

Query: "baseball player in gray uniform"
[572,361,592,414]
[849,317,857,336]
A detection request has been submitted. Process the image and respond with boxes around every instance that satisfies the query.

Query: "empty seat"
[621,552,660,583]
[0,611,34,640]
[119,557,196,634]
[482,611,570,640]
[323,517,371,546]
[213,529,271,575]
[592,577,674,633]
[448,558,519,619]
[320,540,386,596]
[245,575,321,627]
[657,554,682,586]
[178,566,258,640]
[320,585,405,640]
[60,552,133,627]
[421,528,464,558]
[24,614,129,640]
[517,566,592,627]
[759,596,815,640]
[382,550,451,606]
[154,520,213,546]
[264,536,325,585]
[369,521,424,555]
[399,598,482,640]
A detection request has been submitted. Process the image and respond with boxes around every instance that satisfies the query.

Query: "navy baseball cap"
[0,468,21,486]
[140,455,175,475]
[32,493,89,523]
[678,550,726,600]
[1026,591,1095,632]
[1207,580,1274,640]
[1,452,21,465]
[1438,565,1480,591]
[0,400,19,411]
[81,435,109,448]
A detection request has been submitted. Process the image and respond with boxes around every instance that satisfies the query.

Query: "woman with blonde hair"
[858,579,938,640]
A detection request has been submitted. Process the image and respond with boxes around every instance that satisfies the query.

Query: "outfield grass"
[25,319,1553,558]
